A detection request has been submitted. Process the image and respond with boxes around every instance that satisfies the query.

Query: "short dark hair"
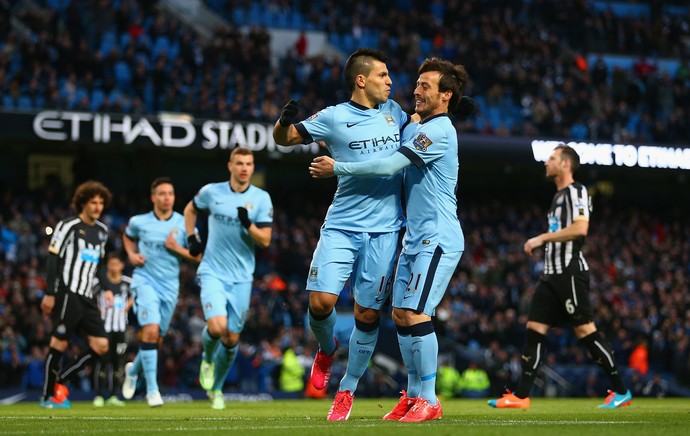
[71,180,112,213]
[230,146,253,161]
[418,58,469,114]
[150,176,173,194]
[344,48,388,93]
[106,251,124,262]
[555,144,580,173]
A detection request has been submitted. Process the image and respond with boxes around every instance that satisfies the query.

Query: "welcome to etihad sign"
[31,111,319,154]
[532,140,690,170]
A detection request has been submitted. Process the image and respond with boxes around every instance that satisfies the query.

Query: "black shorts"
[52,291,107,340]
[527,270,594,327]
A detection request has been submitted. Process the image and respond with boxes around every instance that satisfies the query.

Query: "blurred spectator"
[436,355,461,398]
[629,337,649,376]
[458,361,491,399]
[279,346,305,393]
[642,373,668,398]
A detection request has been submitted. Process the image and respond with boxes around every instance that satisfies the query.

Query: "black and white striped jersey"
[48,216,109,298]
[543,182,591,275]
[94,275,132,333]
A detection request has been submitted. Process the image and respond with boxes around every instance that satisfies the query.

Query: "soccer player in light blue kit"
[183,147,273,410]
[121,177,199,407]
[311,58,472,422]
[274,48,412,421]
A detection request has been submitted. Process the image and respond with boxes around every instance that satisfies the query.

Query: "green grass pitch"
[2,397,690,435]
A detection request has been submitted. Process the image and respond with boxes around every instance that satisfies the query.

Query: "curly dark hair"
[70,180,112,213]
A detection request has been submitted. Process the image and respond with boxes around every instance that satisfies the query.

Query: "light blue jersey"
[334,114,464,255]
[125,211,188,301]
[397,114,464,254]
[194,182,273,283]
[295,100,410,232]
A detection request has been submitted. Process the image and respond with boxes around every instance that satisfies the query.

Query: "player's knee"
[392,307,423,324]
[141,324,160,342]
[93,338,109,355]
[354,307,379,324]
[222,331,240,347]
[573,322,597,339]
[308,291,337,315]
[207,323,226,338]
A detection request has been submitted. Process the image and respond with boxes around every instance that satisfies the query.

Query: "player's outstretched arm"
[310,152,411,178]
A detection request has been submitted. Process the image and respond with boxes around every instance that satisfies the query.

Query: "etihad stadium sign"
[29,110,319,154]
[2,110,688,169]
[532,139,690,170]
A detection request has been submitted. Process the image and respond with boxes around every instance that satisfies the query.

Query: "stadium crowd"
[1,183,689,397]
[1,0,690,145]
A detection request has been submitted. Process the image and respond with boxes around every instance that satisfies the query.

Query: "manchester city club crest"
[413,132,433,152]
[309,267,318,282]
[383,113,396,126]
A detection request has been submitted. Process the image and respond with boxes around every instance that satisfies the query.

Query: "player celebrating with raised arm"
[274,48,412,421]
[486,144,632,410]
[40,181,112,409]
[121,177,199,407]
[184,147,273,410]
[310,58,473,422]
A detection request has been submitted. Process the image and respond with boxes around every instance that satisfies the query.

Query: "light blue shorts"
[199,273,252,333]
[132,284,177,336]
[392,247,463,316]
[307,228,399,310]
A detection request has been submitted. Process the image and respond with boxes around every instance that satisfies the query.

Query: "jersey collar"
[152,210,173,221]
[420,113,448,124]
[348,100,379,111]
[229,181,250,194]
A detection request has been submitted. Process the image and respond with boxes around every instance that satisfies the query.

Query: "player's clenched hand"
[41,295,55,315]
[165,231,181,252]
[103,290,114,308]
[187,234,203,256]
[237,207,251,229]
[279,99,301,127]
[309,156,336,178]
[128,252,146,267]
